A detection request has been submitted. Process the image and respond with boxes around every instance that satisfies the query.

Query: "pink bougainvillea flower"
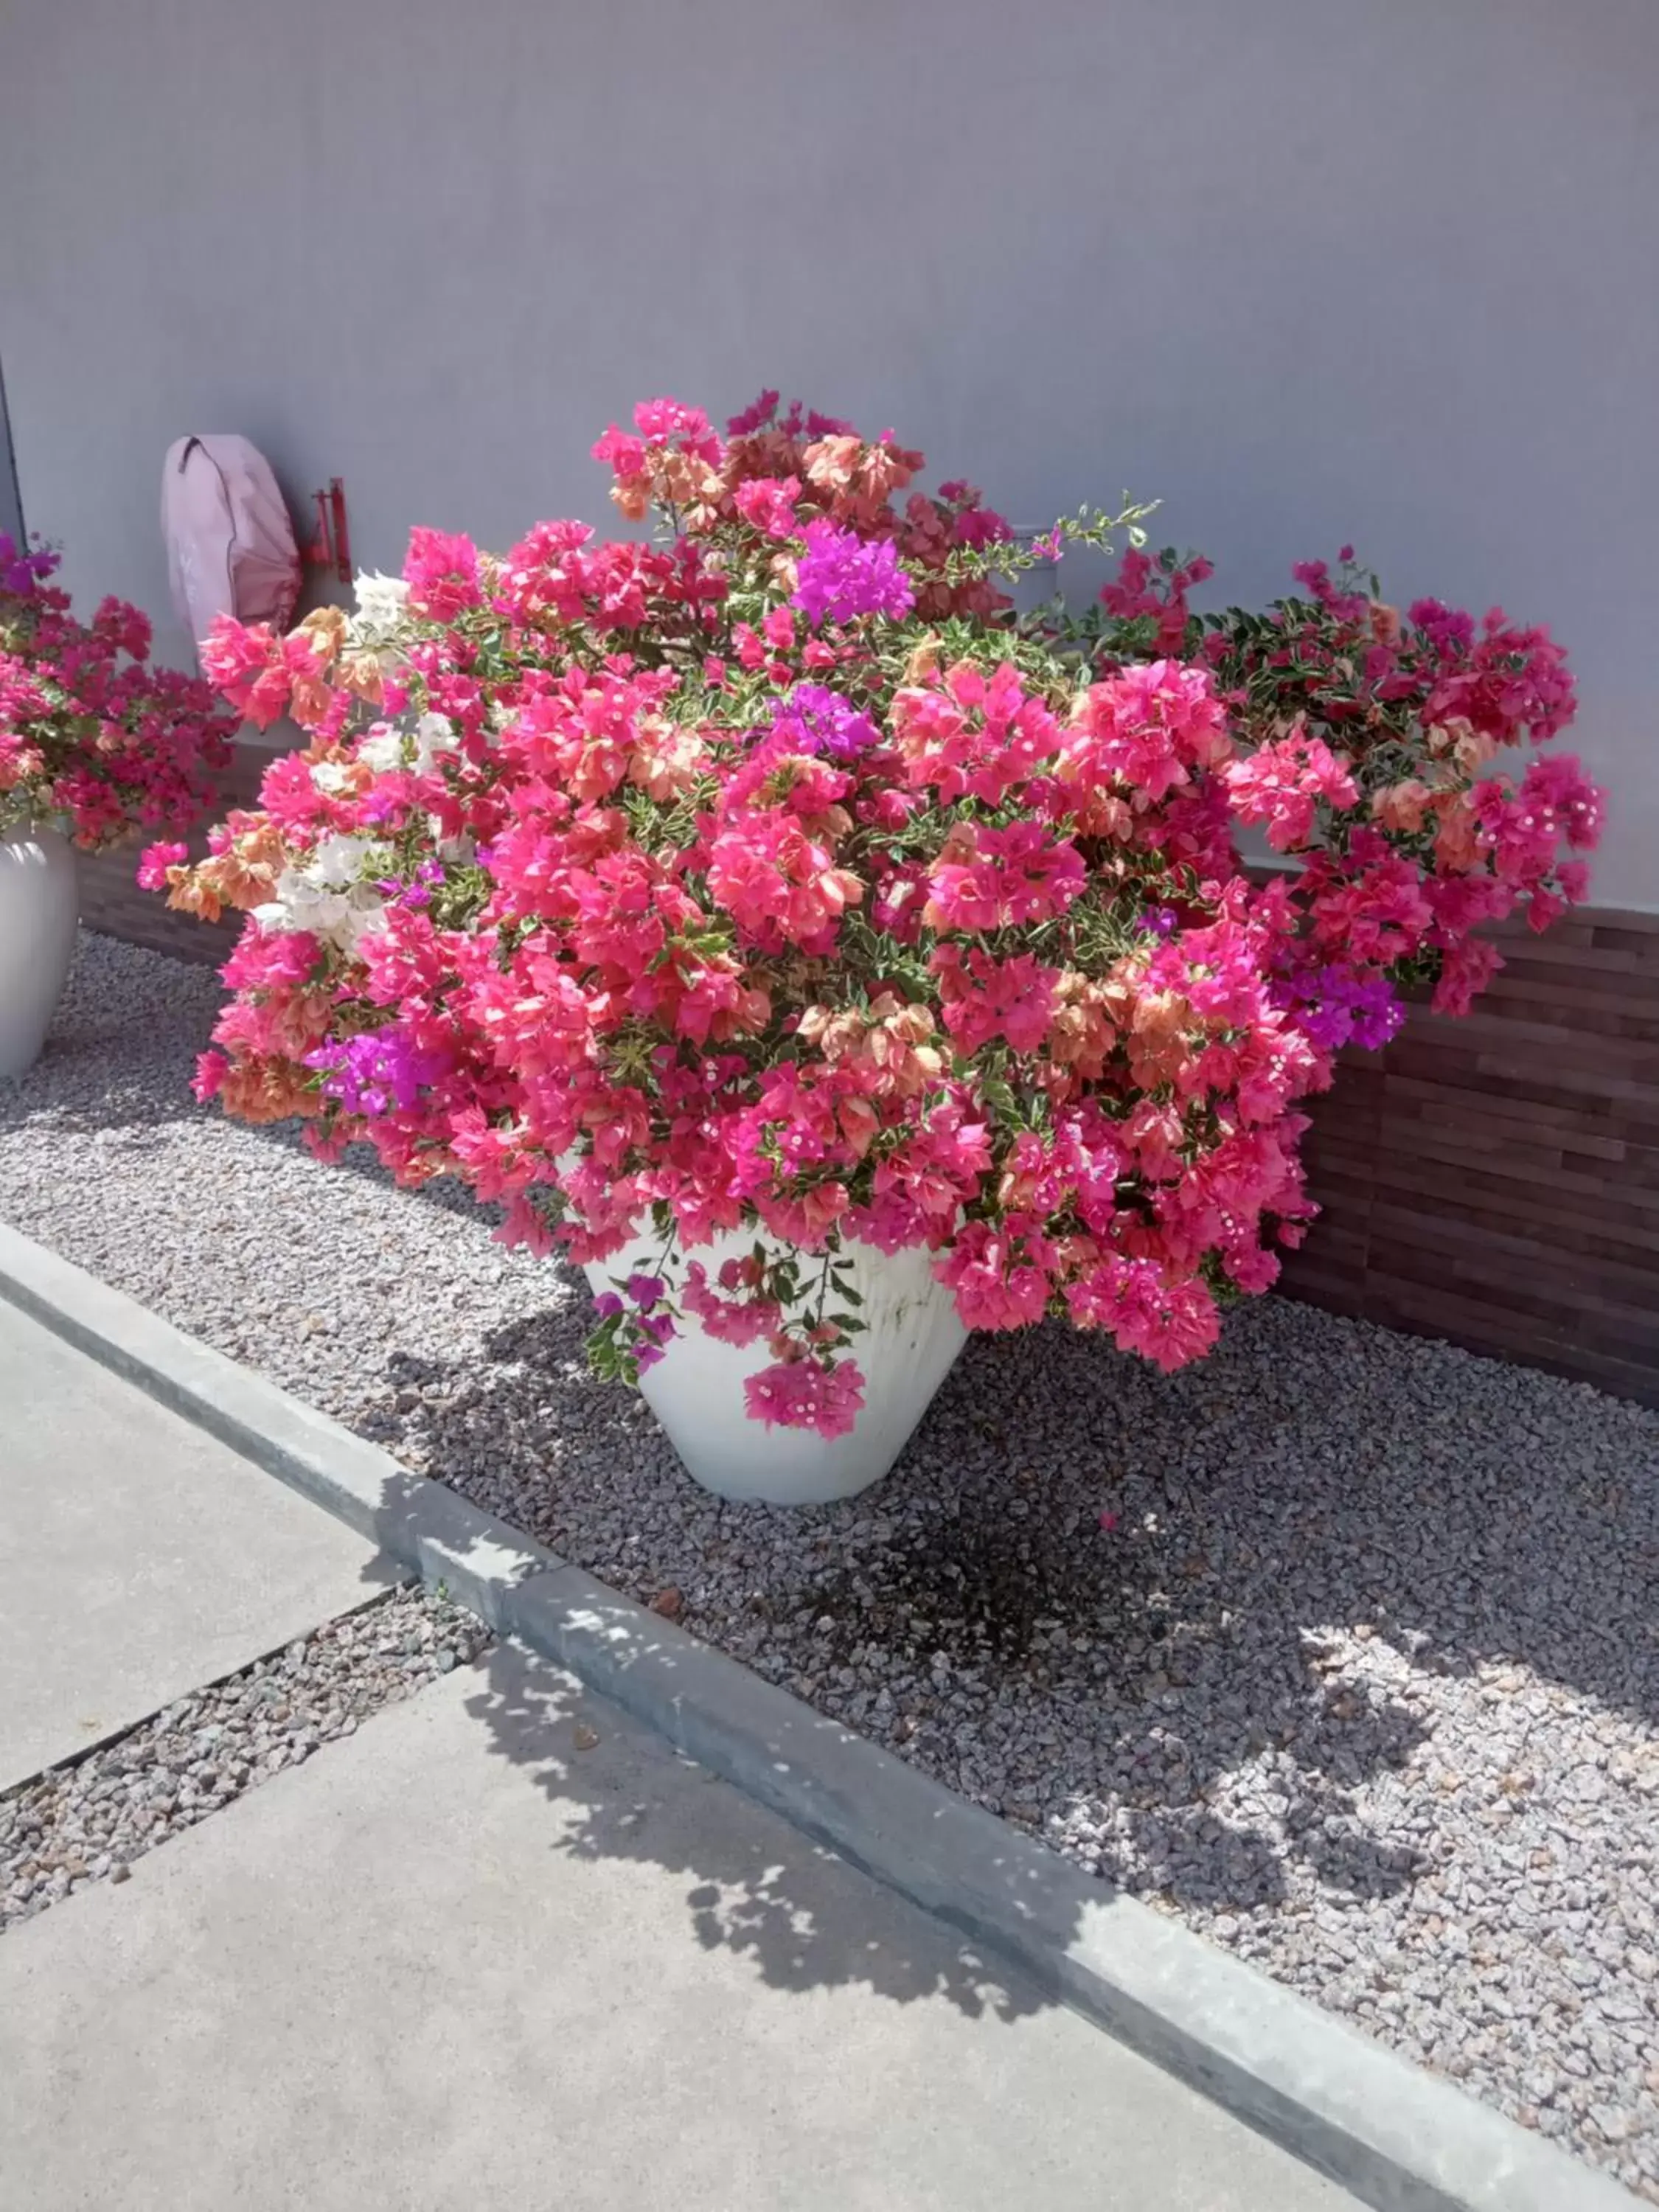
[1223,728,1359,852]
[136,840,188,890]
[744,1356,867,1438]
[403,527,482,622]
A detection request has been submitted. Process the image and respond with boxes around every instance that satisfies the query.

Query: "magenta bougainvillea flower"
[790,521,916,628]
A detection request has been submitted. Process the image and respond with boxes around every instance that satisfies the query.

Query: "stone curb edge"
[0,1220,1635,2212]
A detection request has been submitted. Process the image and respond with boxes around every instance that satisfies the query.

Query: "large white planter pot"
[0,827,79,1079]
[584,1231,967,1506]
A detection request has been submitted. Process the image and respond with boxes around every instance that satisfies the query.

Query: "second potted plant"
[0,533,234,1076]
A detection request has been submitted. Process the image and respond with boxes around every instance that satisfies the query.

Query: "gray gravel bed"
[1,1581,491,1930]
[4,932,1658,2195]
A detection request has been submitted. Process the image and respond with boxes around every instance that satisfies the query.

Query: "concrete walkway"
[0,1320,1358,2212]
[0,1304,395,1788]
[0,1638,1355,2212]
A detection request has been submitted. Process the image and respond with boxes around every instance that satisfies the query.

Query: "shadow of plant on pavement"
[349,1289,1655,1938]
[452,1630,1048,2022]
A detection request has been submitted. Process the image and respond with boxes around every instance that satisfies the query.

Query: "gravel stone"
[4,931,1658,2189]
[1,1579,490,1931]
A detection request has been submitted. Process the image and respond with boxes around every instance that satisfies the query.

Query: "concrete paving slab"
[0,1304,395,1787]
[0,1638,1357,2212]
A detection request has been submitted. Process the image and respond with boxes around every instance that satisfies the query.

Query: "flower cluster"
[792,521,916,628]
[149,396,1602,1435]
[1077,543,1598,979]
[0,536,234,846]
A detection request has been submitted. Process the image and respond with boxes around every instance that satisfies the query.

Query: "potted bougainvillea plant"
[146,393,1600,1502]
[0,534,234,1077]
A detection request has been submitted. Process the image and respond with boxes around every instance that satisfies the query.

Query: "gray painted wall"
[1,0,1655,905]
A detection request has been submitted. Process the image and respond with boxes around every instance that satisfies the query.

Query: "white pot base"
[584,1232,966,1506]
[0,828,80,1079]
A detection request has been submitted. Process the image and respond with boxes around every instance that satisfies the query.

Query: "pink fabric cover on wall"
[162,434,301,668]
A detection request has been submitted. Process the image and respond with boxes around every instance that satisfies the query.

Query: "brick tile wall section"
[77,740,275,965]
[1281,907,1659,1407]
[77,757,1659,1405]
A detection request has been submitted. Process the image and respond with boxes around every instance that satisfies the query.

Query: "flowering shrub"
[147,394,1603,1436]
[0,536,235,846]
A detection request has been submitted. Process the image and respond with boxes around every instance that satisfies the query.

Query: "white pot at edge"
[0,826,79,1080]
[584,1231,967,1506]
